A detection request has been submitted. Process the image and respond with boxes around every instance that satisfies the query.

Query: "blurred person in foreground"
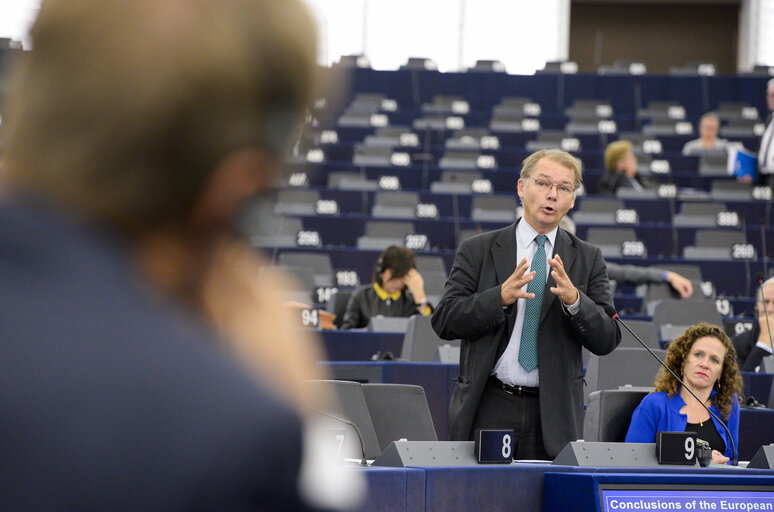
[682,112,728,156]
[597,140,656,195]
[0,0,360,510]
[625,324,742,465]
[732,276,774,371]
[340,245,432,329]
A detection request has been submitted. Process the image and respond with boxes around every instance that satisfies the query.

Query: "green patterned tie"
[518,234,546,372]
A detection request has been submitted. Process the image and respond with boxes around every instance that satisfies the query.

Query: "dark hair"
[654,323,742,421]
[1,0,317,237]
[373,246,416,285]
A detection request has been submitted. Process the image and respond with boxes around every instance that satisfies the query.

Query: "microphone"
[667,189,679,258]
[608,308,737,466]
[312,408,368,466]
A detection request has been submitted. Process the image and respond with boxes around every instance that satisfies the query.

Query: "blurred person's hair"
[699,112,720,125]
[0,0,317,237]
[604,140,633,172]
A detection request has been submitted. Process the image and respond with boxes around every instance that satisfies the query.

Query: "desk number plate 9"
[656,431,697,465]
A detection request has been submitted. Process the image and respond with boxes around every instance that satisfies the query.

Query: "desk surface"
[356,462,774,512]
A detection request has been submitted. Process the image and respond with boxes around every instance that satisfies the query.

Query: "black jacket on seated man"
[732,323,774,371]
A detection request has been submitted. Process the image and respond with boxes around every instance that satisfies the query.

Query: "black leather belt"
[488,377,539,396]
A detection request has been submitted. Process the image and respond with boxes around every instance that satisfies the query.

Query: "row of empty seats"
[333,94,766,139]
[337,55,774,79]
[325,68,770,129]
[245,212,765,262]
[282,165,767,203]
[270,187,769,224]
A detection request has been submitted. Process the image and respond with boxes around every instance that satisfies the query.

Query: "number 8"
[502,434,512,459]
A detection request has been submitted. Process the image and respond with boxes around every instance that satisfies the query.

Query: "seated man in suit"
[0,1,353,510]
[598,140,656,195]
[732,277,774,371]
[340,245,432,329]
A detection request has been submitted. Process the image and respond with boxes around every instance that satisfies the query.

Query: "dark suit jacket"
[0,200,310,511]
[597,171,655,195]
[732,323,773,371]
[431,221,620,457]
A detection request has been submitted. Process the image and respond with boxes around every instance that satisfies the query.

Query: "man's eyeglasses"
[525,177,575,197]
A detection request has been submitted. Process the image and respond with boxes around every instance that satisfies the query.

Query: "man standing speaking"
[432,149,620,459]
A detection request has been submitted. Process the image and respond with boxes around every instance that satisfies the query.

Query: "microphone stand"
[667,191,679,258]
[610,311,737,466]
[313,409,369,466]
[761,222,769,281]
[742,216,752,298]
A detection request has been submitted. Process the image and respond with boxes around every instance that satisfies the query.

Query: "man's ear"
[189,148,277,234]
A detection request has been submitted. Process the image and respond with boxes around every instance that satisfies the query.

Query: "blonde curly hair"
[654,323,742,421]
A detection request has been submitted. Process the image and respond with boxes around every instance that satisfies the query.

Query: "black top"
[340,284,430,329]
[686,420,725,455]
[596,171,655,195]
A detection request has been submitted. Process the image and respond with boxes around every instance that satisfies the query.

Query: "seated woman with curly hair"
[625,323,743,465]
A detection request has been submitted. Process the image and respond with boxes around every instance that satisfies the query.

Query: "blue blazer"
[625,388,740,463]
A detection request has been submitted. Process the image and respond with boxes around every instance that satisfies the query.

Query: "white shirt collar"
[516,219,558,250]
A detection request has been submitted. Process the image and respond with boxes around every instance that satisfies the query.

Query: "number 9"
[684,437,694,460]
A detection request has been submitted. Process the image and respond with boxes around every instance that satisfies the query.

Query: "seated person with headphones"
[340,246,432,329]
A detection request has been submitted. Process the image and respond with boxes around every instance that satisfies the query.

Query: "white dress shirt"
[492,220,579,387]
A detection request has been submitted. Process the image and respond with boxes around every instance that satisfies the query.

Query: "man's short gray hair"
[520,149,583,190]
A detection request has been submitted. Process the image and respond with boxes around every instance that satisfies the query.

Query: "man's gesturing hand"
[500,257,536,306]
[548,254,578,305]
